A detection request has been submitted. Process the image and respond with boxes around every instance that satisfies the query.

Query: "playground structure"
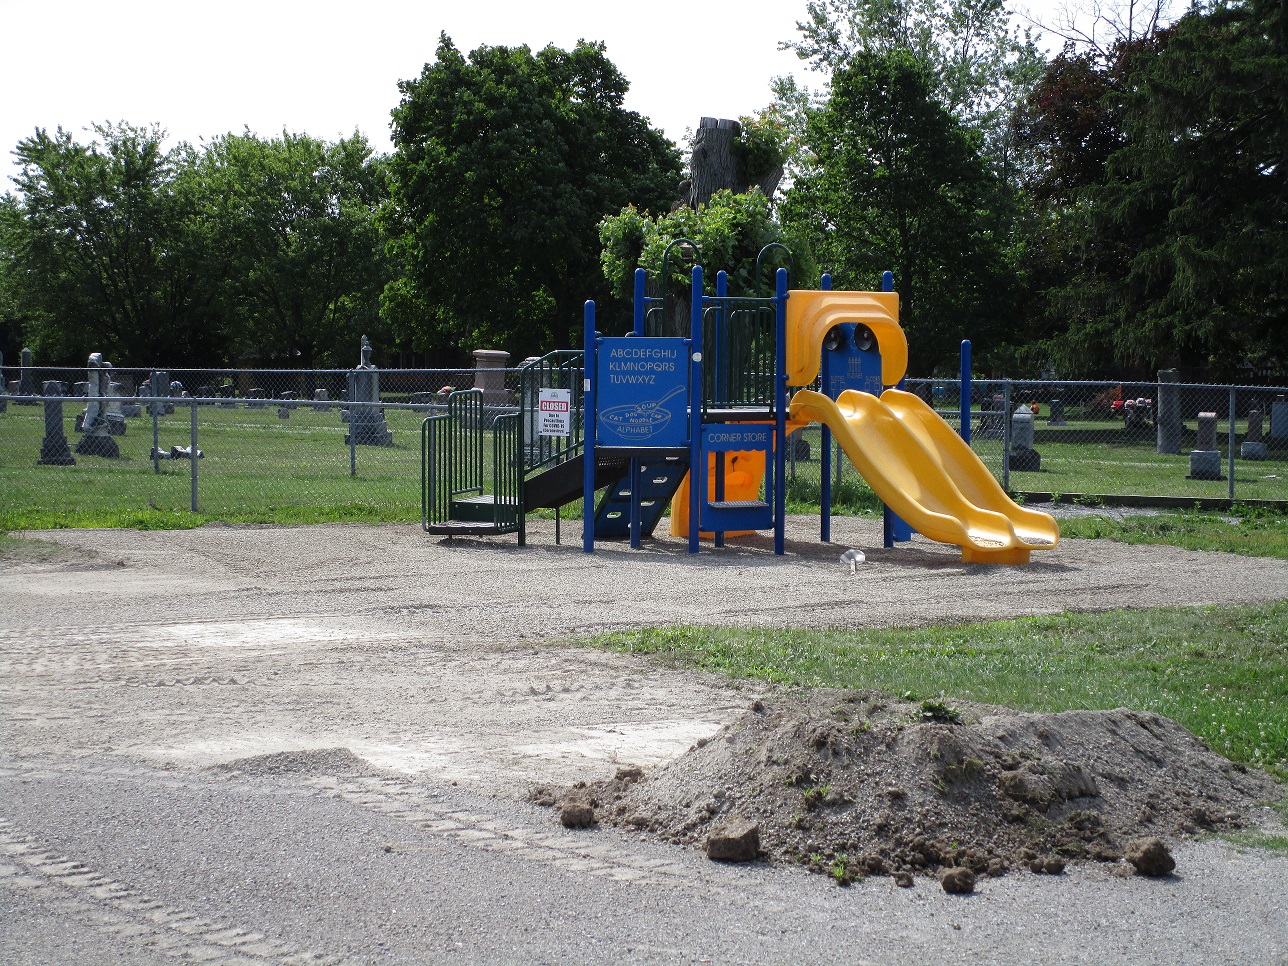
[422,256,1058,564]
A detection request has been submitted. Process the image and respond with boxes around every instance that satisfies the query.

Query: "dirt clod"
[940,867,976,894]
[1125,837,1176,877]
[893,871,914,887]
[705,819,760,862]
[560,803,595,828]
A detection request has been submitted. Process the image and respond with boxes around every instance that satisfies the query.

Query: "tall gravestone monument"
[37,381,76,465]
[74,353,120,457]
[345,336,393,446]
[1156,369,1182,454]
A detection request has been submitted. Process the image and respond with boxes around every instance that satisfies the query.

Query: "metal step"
[451,494,519,523]
[423,519,520,536]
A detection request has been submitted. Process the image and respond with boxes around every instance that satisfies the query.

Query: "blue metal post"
[714,270,728,405]
[633,268,647,337]
[774,268,788,555]
[819,272,832,543]
[960,339,972,444]
[583,301,596,553]
[880,271,911,548]
[688,266,704,555]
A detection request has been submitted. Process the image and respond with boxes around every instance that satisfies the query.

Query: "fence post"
[959,340,971,444]
[1228,386,1237,502]
[350,411,357,477]
[190,399,199,513]
[151,370,160,474]
[1002,380,1012,492]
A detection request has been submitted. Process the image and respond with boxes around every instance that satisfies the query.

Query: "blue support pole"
[715,270,728,405]
[583,301,596,553]
[688,266,704,555]
[880,270,911,548]
[960,339,972,444]
[819,272,833,543]
[774,267,788,555]
[633,268,647,337]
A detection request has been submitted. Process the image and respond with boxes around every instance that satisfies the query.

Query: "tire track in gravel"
[0,817,344,965]
[300,773,712,889]
[0,760,717,895]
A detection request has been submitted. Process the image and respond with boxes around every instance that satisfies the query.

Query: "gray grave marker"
[36,381,76,465]
[1188,411,1221,480]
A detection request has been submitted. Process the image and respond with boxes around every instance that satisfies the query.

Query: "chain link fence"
[2,363,1286,528]
[0,363,528,526]
[783,378,1288,507]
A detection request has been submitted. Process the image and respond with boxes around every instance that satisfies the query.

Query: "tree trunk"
[690,118,745,208]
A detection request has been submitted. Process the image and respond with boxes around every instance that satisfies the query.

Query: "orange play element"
[789,389,1058,565]
[785,290,906,387]
[669,419,812,539]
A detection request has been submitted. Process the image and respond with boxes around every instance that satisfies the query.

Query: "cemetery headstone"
[246,387,268,409]
[345,335,393,446]
[1047,392,1066,426]
[17,346,38,402]
[1240,409,1267,461]
[219,384,237,408]
[1156,369,1182,454]
[1188,411,1222,480]
[1008,404,1041,471]
[74,353,120,457]
[1271,395,1288,440]
[313,388,331,412]
[37,381,76,466]
[469,348,514,430]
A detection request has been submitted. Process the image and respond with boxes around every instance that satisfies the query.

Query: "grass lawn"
[585,602,1288,780]
[0,401,429,529]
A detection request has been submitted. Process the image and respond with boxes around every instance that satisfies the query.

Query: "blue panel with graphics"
[596,337,689,448]
[824,324,884,397]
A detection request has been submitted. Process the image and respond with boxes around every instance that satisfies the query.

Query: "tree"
[1033,0,1288,375]
[385,35,682,357]
[600,188,815,304]
[195,131,389,367]
[4,123,218,365]
[784,0,1045,156]
[783,50,1013,373]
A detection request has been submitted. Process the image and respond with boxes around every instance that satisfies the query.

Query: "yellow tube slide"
[790,390,1055,564]
[880,389,1059,551]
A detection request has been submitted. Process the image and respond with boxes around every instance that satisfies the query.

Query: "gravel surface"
[2,517,1286,964]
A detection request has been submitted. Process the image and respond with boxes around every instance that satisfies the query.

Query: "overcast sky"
[1,0,1073,189]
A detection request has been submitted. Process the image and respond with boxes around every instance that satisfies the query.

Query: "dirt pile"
[536,690,1281,883]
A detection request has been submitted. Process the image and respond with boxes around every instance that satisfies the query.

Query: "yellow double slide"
[790,388,1058,564]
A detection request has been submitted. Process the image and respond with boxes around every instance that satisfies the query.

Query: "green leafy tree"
[4,123,218,365]
[600,188,814,304]
[385,34,682,357]
[195,131,389,367]
[783,50,1012,373]
[1034,0,1287,375]
[784,0,1045,155]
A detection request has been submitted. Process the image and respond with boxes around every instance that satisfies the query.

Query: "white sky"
[1,0,1072,190]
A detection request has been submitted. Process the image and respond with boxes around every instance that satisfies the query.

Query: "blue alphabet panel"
[597,338,689,448]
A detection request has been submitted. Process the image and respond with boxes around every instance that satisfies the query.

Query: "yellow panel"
[788,389,1057,564]
[785,290,907,387]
